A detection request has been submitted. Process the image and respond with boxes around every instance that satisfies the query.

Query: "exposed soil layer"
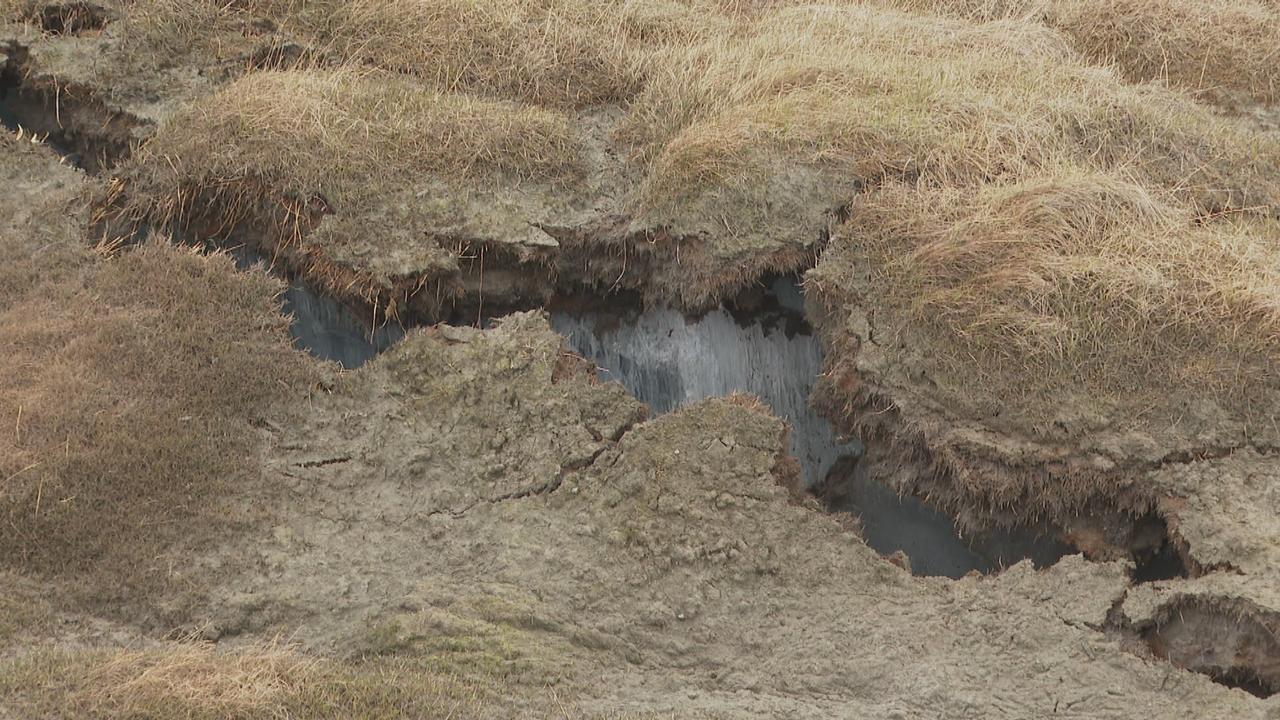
[1121,591,1280,699]
[0,42,141,172]
[552,279,1072,578]
[193,313,1258,717]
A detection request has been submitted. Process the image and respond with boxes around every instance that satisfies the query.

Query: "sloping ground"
[67,0,1276,320]
[0,130,314,613]
[0,130,524,719]
[0,128,1270,714]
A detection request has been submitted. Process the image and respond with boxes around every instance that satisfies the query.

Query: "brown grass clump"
[252,0,732,108]
[0,234,314,605]
[326,0,642,107]
[117,66,584,236]
[627,4,1280,217]
[888,0,1280,106]
[0,642,488,719]
[814,172,1280,406]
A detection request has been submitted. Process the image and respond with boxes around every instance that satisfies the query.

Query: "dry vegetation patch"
[814,174,1280,407]
[625,4,1280,215]
[136,66,584,204]
[889,0,1280,107]
[101,0,1280,415]
[0,642,488,719]
[0,233,314,606]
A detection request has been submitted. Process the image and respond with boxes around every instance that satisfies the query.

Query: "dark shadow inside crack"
[38,2,107,36]
[227,246,408,369]
[0,48,132,171]
[0,65,81,165]
[1131,524,1189,584]
[1213,667,1273,699]
[819,456,1072,578]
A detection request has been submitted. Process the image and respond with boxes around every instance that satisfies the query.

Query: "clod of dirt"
[1123,585,1280,698]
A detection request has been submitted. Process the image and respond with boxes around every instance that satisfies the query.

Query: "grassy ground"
[0,642,491,719]
[100,0,1280,412]
[817,174,1280,406]
[0,236,315,605]
[888,0,1280,106]
[0,134,316,608]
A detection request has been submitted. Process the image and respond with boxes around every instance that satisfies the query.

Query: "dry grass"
[618,3,1280,405]
[626,4,1280,214]
[0,642,489,719]
[326,0,641,107]
[144,67,583,202]
[888,0,1280,106]
[0,574,53,647]
[815,172,1280,402]
[104,0,1280,407]
[0,231,314,603]
[0,0,36,23]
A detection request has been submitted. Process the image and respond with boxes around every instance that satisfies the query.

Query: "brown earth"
[5,0,1280,716]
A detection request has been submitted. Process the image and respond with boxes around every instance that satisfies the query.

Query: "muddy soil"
[0,129,1272,716]
[200,315,1259,717]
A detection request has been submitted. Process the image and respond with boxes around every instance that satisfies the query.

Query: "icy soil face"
[551,278,853,488]
[229,249,404,369]
[282,281,404,369]
[253,265,1066,579]
[550,279,1068,578]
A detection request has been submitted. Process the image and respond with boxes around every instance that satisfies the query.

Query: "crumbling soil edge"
[800,279,1271,584]
[5,35,1233,585]
[0,39,144,172]
[1109,590,1280,697]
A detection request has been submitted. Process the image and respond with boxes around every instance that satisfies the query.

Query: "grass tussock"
[0,642,488,719]
[818,172,1280,401]
[0,237,314,603]
[326,0,661,107]
[121,67,584,229]
[625,4,1280,215]
[889,0,1280,106]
